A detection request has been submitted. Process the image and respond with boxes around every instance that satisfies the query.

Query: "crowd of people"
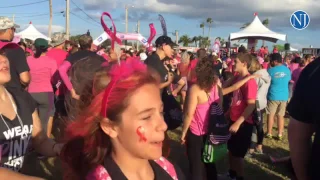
[0,15,319,180]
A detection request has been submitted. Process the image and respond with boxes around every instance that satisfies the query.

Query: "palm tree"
[200,23,205,36]
[240,22,251,29]
[199,37,210,48]
[178,35,192,46]
[216,37,225,47]
[192,36,201,47]
[207,18,213,38]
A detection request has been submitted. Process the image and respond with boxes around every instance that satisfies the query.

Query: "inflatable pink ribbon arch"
[147,23,156,47]
[100,12,122,49]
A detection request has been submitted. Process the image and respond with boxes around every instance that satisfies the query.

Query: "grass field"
[20,120,292,180]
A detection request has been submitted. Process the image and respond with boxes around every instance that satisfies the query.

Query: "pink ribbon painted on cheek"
[136,126,147,142]
[100,12,122,50]
[147,23,156,47]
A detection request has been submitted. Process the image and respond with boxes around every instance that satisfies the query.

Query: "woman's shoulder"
[190,84,201,92]
[42,55,56,62]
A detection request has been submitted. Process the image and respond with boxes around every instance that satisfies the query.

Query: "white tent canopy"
[290,47,298,52]
[16,22,51,41]
[229,15,286,43]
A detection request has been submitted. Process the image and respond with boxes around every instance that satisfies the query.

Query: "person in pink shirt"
[226,53,257,180]
[262,56,270,69]
[259,46,265,57]
[288,57,299,99]
[264,46,269,55]
[27,38,57,138]
[187,49,206,87]
[47,35,68,96]
[47,36,68,67]
[273,46,278,54]
[181,56,258,180]
[292,57,311,90]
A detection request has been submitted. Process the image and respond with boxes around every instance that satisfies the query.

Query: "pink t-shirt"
[230,76,257,124]
[189,86,220,136]
[289,63,299,83]
[188,59,198,86]
[289,63,299,73]
[27,56,57,93]
[292,67,304,90]
[46,48,68,67]
[262,62,269,69]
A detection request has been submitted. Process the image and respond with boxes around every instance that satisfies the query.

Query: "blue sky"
[1,0,319,50]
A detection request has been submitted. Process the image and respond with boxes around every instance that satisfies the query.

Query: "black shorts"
[227,121,253,158]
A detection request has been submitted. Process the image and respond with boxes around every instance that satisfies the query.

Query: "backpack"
[162,89,183,130]
[207,87,231,145]
[86,157,178,180]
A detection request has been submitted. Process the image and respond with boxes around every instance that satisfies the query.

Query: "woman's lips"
[0,67,9,72]
[150,141,163,147]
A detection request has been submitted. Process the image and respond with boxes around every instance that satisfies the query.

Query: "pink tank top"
[189,86,220,136]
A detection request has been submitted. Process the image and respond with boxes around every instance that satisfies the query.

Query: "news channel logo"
[290,10,310,30]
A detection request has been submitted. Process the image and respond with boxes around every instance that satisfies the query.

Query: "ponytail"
[34,46,48,58]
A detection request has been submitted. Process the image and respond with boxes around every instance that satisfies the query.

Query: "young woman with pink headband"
[62,59,185,180]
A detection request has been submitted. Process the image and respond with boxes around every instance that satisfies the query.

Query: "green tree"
[200,23,205,36]
[274,44,284,51]
[206,18,213,38]
[240,22,251,29]
[216,37,226,47]
[178,35,192,46]
[199,37,210,48]
[192,36,202,47]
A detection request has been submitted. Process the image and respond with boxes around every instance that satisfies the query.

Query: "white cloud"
[78,0,320,29]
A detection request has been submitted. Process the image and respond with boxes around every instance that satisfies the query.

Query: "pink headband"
[100,60,147,117]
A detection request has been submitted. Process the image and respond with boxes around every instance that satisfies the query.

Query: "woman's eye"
[160,111,165,117]
[142,116,151,120]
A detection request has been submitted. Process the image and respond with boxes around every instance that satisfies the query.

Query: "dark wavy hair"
[195,56,219,91]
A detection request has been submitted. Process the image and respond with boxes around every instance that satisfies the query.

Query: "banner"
[94,14,156,48]
[158,14,167,36]
[93,32,151,47]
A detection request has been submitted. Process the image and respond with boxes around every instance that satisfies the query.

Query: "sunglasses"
[10,27,16,32]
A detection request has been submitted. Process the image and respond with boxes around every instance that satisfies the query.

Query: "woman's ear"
[100,118,118,138]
